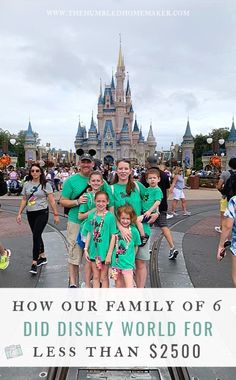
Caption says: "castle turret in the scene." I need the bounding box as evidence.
[181,117,194,168]
[225,117,236,164]
[24,120,37,164]
[74,118,88,162]
[111,71,115,102]
[98,79,103,106]
[146,122,156,156]
[126,75,131,106]
[132,115,139,145]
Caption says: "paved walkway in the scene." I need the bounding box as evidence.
[0,187,231,288]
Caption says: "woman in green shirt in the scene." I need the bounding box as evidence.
[110,159,159,287]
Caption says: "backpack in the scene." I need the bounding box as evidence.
[220,170,236,201]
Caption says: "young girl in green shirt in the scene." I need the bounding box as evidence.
[84,191,116,288]
[106,204,141,288]
[78,171,104,287]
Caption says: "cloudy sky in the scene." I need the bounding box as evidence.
[0,0,235,151]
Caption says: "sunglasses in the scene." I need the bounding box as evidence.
[31,169,40,173]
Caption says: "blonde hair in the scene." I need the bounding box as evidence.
[174,167,183,175]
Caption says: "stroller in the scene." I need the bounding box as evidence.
[8,180,22,196]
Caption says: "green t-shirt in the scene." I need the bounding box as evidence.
[79,191,112,214]
[111,225,141,270]
[61,174,111,224]
[85,211,117,261]
[142,187,163,213]
[110,182,146,215]
[110,182,150,236]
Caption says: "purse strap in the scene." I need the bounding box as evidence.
[27,184,41,202]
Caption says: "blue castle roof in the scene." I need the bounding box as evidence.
[227,119,236,142]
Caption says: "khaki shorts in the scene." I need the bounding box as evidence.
[67,221,83,265]
[220,198,228,213]
[136,236,151,261]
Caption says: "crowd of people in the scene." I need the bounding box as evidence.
[1,154,236,288]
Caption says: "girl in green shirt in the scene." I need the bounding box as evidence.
[84,191,116,288]
[106,204,141,288]
[78,171,104,288]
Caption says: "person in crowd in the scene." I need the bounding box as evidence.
[60,151,111,288]
[16,163,59,274]
[53,168,61,192]
[84,191,116,288]
[170,167,191,216]
[136,168,163,245]
[78,171,105,288]
[110,159,159,287]
[140,157,179,260]
[217,195,236,287]
[0,241,11,270]
[215,157,236,233]
[106,204,141,288]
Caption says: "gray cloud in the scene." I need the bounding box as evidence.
[0,0,235,150]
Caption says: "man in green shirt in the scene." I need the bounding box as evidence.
[60,153,111,287]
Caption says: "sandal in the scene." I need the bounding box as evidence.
[140,234,149,247]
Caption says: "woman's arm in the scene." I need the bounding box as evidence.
[16,196,27,224]
[169,175,178,192]
[117,220,132,241]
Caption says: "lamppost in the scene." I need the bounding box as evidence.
[170,142,175,170]
[206,137,225,175]
[206,137,225,154]
[62,153,66,166]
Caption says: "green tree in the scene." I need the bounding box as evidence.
[193,133,208,170]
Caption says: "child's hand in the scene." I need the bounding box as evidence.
[148,212,159,224]
[105,254,111,265]
[84,248,91,262]
[143,210,151,218]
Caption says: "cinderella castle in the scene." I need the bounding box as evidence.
[74,43,156,165]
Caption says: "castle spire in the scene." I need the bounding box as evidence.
[147,122,155,141]
[183,117,193,143]
[98,78,103,104]
[111,70,115,89]
[117,33,124,68]
[227,116,236,141]
[126,73,131,96]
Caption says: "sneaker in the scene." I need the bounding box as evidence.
[69,284,77,288]
[215,226,222,233]
[172,212,178,216]
[166,213,174,219]
[37,257,48,267]
[29,264,37,274]
[0,249,11,270]
[140,234,149,247]
[168,247,179,260]
[183,211,191,216]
